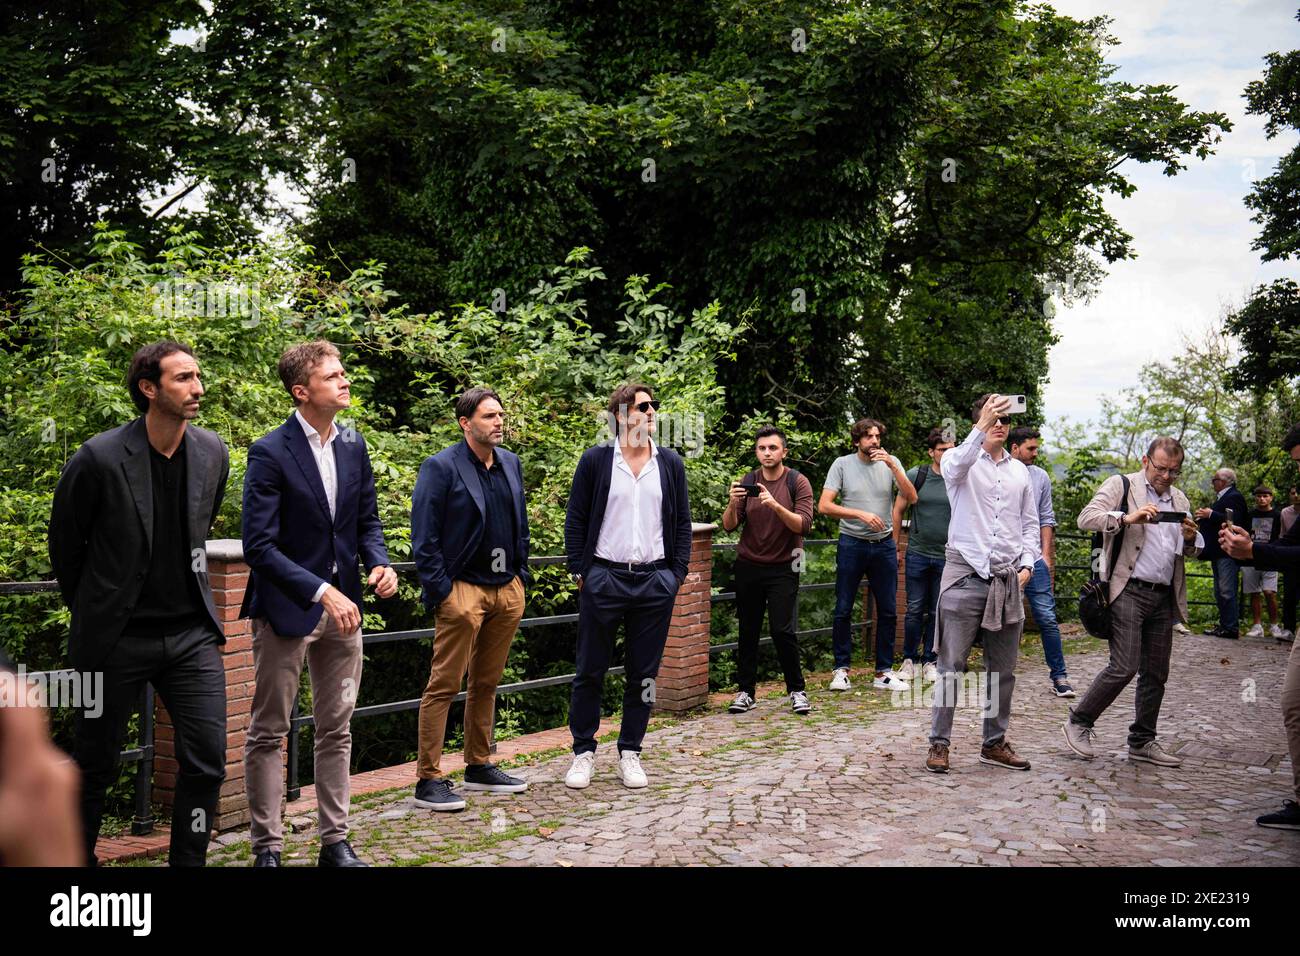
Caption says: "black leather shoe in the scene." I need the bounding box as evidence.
[253,849,281,867]
[318,839,368,868]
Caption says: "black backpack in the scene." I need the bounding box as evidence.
[1077,474,1131,641]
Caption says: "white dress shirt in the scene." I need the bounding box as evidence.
[1111,479,1204,585]
[296,410,339,602]
[595,440,665,564]
[940,426,1038,578]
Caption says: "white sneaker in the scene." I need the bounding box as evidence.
[1173,622,1190,635]
[829,668,851,691]
[1269,624,1288,639]
[922,662,938,683]
[618,750,648,789]
[898,659,916,681]
[873,671,910,690]
[565,751,596,789]
[1246,623,1265,638]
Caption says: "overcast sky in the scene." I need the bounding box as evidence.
[1039,0,1299,443]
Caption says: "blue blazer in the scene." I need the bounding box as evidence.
[240,414,390,636]
[564,443,692,584]
[411,440,531,611]
[1197,485,1249,562]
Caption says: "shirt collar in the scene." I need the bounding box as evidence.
[295,409,336,447]
[1144,479,1173,503]
[614,439,658,463]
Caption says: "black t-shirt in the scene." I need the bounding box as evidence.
[459,455,519,587]
[1250,507,1283,545]
[123,434,207,637]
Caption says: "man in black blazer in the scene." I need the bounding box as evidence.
[1196,467,1249,640]
[409,387,531,811]
[241,341,397,867]
[49,340,230,866]
[563,383,692,791]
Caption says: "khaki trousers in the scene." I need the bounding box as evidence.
[1283,636,1300,803]
[245,612,362,853]
[417,577,524,778]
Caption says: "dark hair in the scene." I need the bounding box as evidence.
[455,386,502,422]
[607,382,654,419]
[1145,436,1185,464]
[1007,426,1040,450]
[850,418,886,444]
[128,340,195,413]
[925,427,951,450]
[971,393,993,423]
[1254,485,1274,497]
[1284,422,1300,454]
[278,340,340,406]
[754,425,787,447]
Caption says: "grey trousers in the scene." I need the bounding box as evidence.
[1070,582,1173,749]
[929,575,1021,747]
[245,613,363,853]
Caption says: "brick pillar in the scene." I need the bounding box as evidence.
[152,539,253,832]
[655,522,715,712]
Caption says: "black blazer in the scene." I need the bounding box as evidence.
[1197,485,1249,562]
[48,417,229,669]
[240,414,390,637]
[564,442,692,584]
[411,439,530,611]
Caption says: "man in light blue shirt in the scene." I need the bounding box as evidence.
[1008,427,1074,697]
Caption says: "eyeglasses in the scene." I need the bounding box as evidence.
[634,400,661,413]
[1149,465,1182,478]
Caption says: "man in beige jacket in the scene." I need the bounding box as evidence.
[1063,437,1202,765]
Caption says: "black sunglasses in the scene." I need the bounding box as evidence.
[995,416,1012,425]
[634,400,661,413]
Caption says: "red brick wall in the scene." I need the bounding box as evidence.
[655,524,715,712]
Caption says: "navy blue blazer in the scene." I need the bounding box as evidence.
[564,443,692,584]
[1197,485,1249,562]
[240,414,390,636]
[411,440,530,611]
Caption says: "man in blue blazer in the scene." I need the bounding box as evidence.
[410,387,531,811]
[563,383,692,791]
[240,341,397,868]
[1196,467,1250,640]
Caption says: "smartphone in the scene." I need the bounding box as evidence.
[1224,507,1234,529]
[745,484,762,497]
[1003,394,1027,414]
[1155,511,1187,523]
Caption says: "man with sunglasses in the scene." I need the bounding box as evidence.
[1063,438,1202,767]
[563,384,692,790]
[924,394,1038,774]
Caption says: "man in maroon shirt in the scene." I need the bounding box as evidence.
[721,426,816,714]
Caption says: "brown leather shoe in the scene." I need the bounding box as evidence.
[925,743,950,774]
[979,739,1031,771]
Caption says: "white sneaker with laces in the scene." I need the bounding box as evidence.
[565,751,596,789]
[1270,623,1287,639]
[1247,623,1265,638]
[790,690,812,714]
[922,662,938,683]
[898,659,916,681]
[829,668,851,691]
[873,671,910,690]
[618,750,648,788]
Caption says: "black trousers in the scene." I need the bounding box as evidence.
[569,563,677,755]
[74,624,226,866]
[734,558,804,696]
[1284,569,1298,634]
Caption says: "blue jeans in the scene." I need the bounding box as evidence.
[1024,558,1067,681]
[1212,556,1240,632]
[903,550,943,664]
[832,534,898,670]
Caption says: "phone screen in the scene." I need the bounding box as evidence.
[745,485,761,497]
[1155,511,1187,523]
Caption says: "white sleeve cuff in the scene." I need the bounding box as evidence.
[312,581,330,603]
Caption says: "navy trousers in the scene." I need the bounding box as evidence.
[569,563,678,755]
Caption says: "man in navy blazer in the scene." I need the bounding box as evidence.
[241,341,397,868]
[563,383,692,791]
[1196,467,1250,640]
[409,387,531,811]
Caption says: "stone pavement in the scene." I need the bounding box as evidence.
[153,628,1299,867]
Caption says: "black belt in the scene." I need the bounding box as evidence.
[1128,578,1170,592]
[593,557,670,573]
